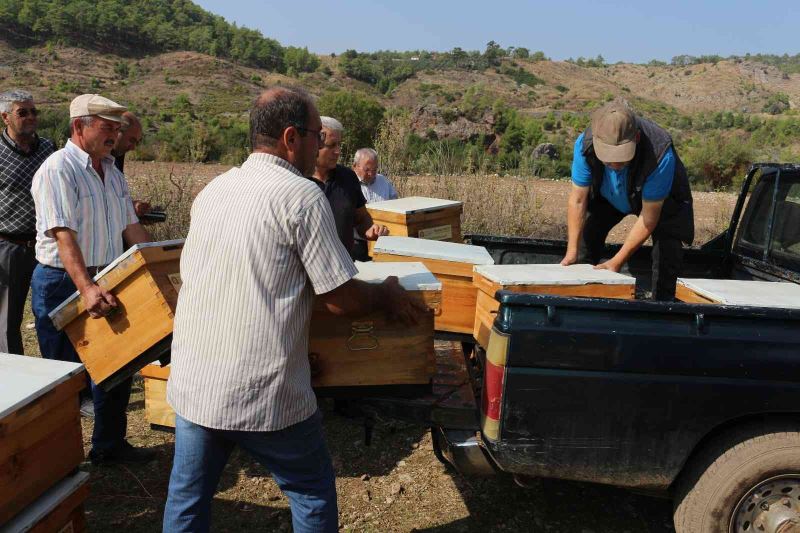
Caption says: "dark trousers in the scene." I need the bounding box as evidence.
[30,263,132,452]
[578,198,684,301]
[351,239,370,262]
[0,240,36,354]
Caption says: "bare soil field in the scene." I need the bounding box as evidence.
[18,162,741,532]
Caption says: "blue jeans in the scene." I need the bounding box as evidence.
[30,263,132,452]
[163,411,338,533]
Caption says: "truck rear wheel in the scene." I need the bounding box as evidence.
[673,421,800,533]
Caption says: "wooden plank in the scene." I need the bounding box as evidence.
[143,375,175,429]
[373,253,476,279]
[2,471,89,533]
[436,274,479,334]
[473,290,499,348]
[675,283,719,304]
[140,363,171,380]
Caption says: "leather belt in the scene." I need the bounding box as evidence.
[0,234,36,247]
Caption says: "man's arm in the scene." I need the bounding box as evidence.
[52,228,118,318]
[561,185,590,266]
[354,206,389,241]
[596,200,664,272]
[122,222,151,248]
[317,276,427,325]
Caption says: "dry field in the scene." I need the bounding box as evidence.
[18,162,741,532]
[124,161,738,245]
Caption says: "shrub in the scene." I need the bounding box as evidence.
[317,91,385,162]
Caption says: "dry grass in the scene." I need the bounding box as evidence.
[125,162,738,246]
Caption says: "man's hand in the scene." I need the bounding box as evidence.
[560,250,578,266]
[380,276,428,325]
[364,224,389,241]
[133,200,153,224]
[594,259,623,273]
[80,283,118,319]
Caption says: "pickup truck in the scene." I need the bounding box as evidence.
[363,163,800,533]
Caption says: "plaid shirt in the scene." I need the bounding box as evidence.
[0,130,55,236]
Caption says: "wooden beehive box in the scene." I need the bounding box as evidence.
[2,471,89,533]
[140,361,174,430]
[676,278,800,308]
[373,236,494,334]
[0,354,85,525]
[472,264,636,347]
[49,239,184,390]
[365,197,463,256]
[309,261,441,390]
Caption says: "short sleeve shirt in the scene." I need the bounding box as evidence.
[167,153,358,431]
[31,140,139,267]
[571,132,676,214]
[309,164,366,253]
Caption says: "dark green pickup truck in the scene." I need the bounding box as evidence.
[367,163,800,533]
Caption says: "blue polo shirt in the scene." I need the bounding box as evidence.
[571,132,676,214]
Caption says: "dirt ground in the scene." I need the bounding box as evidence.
[17,162,743,532]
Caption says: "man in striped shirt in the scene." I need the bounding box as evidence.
[30,94,154,465]
[163,87,423,533]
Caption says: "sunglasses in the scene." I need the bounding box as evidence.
[15,107,39,118]
[296,126,326,144]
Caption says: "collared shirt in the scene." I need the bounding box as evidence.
[167,153,357,431]
[308,164,366,254]
[359,173,398,204]
[31,140,138,268]
[571,132,676,214]
[0,130,55,237]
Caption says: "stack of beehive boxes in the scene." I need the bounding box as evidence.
[0,353,88,531]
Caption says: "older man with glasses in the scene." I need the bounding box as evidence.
[0,89,55,355]
[312,116,388,261]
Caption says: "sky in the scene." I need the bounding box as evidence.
[194,0,799,63]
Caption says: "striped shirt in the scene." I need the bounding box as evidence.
[167,153,357,431]
[359,173,399,204]
[31,140,138,268]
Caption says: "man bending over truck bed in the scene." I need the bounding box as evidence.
[561,99,694,300]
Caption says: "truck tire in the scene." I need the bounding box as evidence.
[673,420,800,533]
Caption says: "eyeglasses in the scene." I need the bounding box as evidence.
[15,107,39,118]
[296,126,326,144]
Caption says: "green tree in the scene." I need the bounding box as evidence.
[317,91,385,162]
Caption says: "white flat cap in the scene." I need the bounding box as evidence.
[70,94,127,123]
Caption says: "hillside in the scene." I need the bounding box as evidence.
[1,34,799,188]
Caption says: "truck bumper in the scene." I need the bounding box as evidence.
[432,427,498,476]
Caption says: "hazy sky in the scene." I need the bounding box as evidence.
[194,0,798,63]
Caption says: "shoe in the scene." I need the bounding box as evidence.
[89,441,156,466]
[79,399,95,418]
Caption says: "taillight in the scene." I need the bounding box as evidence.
[481,328,509,442]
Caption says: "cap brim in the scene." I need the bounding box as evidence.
[593,138,636,163]
[95,113,126,123]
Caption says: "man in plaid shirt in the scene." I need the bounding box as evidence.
[0,90,54,354]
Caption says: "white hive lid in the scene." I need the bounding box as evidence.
[366,196,462,214]
[1,471,89,531]
[474,263,636,286]
[678,278,800,309]
[0,353,84,419]
[354,261,442,291]
[374,236,494,265]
